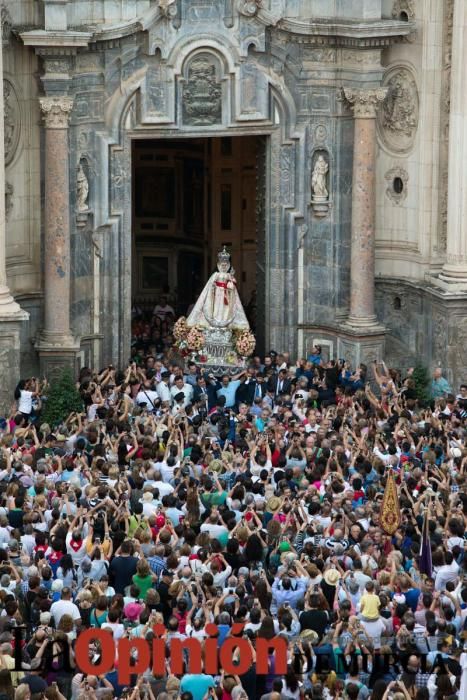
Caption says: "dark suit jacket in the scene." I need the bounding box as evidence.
[267,375,292,396]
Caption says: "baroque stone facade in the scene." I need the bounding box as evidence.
[0,0,463,406]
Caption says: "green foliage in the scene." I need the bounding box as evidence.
[412,364,431,406]
[41,367,83,427]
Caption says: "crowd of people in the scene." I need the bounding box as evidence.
[1,344,467,700]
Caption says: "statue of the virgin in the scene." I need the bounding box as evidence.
[186,248,250,329]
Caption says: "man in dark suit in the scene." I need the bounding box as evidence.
[192,374,219,411]
[267,368,292,397]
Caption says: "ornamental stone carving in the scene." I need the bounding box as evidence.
[182,55,222,126]
[76,163,89,213]
[5,182,13,221]
[392,0,415,20]
[238,0,262,17]
[3,80,20,166]
[39,96,74,129]
[385,167,408,205]
[158,0,177,19]
[1,3,11,46]
[342,87,388,118]
[378,67,419,153]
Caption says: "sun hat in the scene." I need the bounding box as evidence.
[266,496,281,513]
[124,602,143,621]
[323,569,341,586]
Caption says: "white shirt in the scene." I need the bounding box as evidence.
[151,481,174,498]
[157,382,172,404]
[18,390,33,414]
[135,389,159,409]
[50,599,81,627]
[170,383,193,407]
[434,560,460,591]
[200,523,228,539]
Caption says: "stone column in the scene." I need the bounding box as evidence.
[343,87,387,327]
[0,21,28,411]
[439,0,467,289]
[36,96,78,375]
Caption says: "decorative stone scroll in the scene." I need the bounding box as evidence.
[237,0,262,17]
[39,96,74,129]
[182,54,222,126]
[342,87,388,119]
[378,67,419,153]
[3,79,20,165]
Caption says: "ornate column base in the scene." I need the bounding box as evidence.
[0,314,29,413]
[299,323,386,373]
[35,333,80,380]
[0,286,29,318]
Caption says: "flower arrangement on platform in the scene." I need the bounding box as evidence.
[186,326,205,352]
[235,330,256,357]
[173,316,189,342]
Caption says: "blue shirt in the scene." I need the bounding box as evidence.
[217,380,241,408]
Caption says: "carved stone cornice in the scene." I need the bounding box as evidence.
[342,87,388,118]
[39,96,73,128]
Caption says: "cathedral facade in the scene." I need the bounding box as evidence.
[0,0,466,407]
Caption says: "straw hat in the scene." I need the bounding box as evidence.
[323,568,341,586]
[266,496,281,513]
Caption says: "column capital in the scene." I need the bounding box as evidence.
[39,96,73,128]
[342,87,388,118]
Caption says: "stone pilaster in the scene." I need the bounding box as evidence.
[343,87,387,328]
[0,15,28,411]
[36,96,78,378]
[438,0,467,290]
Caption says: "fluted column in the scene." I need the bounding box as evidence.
[343,87,387,327]
[439,0,467,287]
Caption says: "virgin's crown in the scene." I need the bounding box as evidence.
[217,247,230,264]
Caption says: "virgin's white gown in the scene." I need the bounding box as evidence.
[186,270,249,330]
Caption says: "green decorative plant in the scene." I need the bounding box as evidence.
[412,364,431,406]
[41,367,83,427]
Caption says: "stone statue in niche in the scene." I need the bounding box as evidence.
[311,154,329,218]
[311,155,328,199]
[76,163,89,213]
[183,55,222,126]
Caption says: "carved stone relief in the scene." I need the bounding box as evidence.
[385,167,408,205]
[432,312,448,366]
[5,181,13,221]
[438,0,454,252]
[182,54,222,126]
[391,0,415,20]
[1,3,12,46]
[158,0,177,18]
[377,67,419,154]
[237,0,262,17]
[3,80,20,166]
